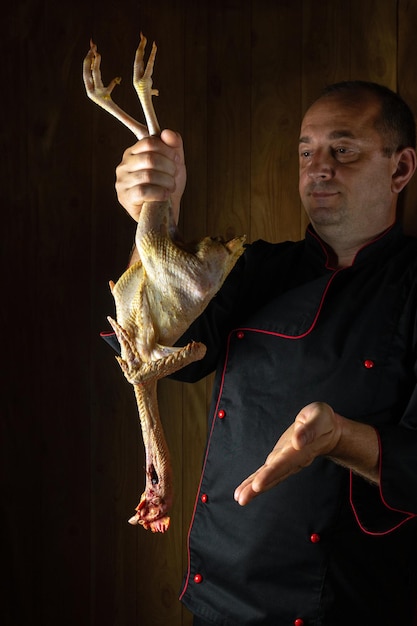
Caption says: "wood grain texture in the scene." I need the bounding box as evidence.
[251,0,303,243]
[206,0,252,240]
[3,1,417,625]
[349,0,397,87]
[398,0,417,236]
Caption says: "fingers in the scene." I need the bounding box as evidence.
[234,402,342,507]
[115,131,185,222]
[234,442,309,507]
[233,472,261,507]
[233,455,294,506]
[116,138,176,202]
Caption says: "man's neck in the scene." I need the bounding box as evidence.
[314,223,395,268]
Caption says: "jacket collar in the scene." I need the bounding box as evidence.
[305,221,404,271]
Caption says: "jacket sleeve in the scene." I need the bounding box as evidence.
[349,429,417,536]
[350,297,417,534]
[377,391,417,516]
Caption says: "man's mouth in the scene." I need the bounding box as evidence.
[309,187,339,198]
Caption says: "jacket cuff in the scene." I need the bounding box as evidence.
[349,430,416,535]
[100,331,121,355]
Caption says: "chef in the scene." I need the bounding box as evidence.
[114,81,417,625]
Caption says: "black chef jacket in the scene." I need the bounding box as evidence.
[169,222,417,626]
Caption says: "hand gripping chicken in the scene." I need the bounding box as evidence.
[83,34,245,532]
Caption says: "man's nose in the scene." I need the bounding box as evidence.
[307,150,335,180]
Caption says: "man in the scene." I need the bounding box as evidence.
[114,82,417,625]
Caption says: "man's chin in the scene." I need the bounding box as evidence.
[307,207,343,227]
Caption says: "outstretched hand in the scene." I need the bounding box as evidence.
[234,402,343,506]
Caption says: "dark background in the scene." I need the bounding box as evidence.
[3,1,417,625]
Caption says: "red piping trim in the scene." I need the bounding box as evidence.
[238,269,342,340]
[308,223,396,270]
[308,228,336,270]
[179,331,233,601]
[349,429,417,536]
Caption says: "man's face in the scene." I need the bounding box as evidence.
[298,94,399,245]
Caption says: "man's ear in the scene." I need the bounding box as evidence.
[392,147,417,193]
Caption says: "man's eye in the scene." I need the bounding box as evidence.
[334,146,358,162]
[300,150,311,157]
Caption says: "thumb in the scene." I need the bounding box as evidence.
[160,128,184,153]
[292,402,335,450]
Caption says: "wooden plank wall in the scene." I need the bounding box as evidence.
[3,1,417,625]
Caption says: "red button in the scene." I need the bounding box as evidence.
[218,409,226,419]
[310,533,320,543]
[194,573,203,584]
[237,331,245,339]
[201,493,208,503]
[363,359,375,369]
[294,619,304,626]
